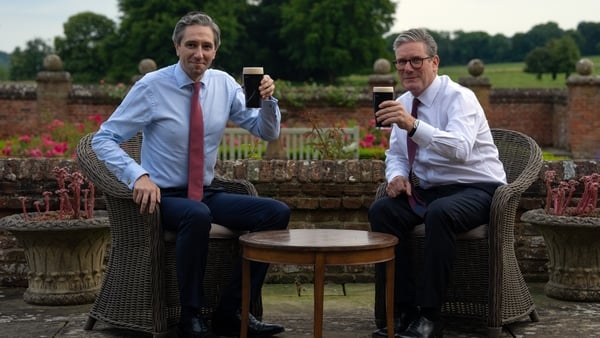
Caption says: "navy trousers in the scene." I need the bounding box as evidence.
[369,183,499,310]
[160,186,290,314]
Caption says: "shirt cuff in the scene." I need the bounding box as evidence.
[123,163,149,189]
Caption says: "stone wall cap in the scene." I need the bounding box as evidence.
[567,75,600,85]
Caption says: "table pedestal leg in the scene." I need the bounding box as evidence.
[386,259,395,338]
[240,258,251,338]
[314,253,325,338]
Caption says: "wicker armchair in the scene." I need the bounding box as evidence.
[76,132,262,337]
[373,129,542,337]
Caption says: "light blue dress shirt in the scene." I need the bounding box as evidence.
[385,75,507,188]
[92,63,281,189]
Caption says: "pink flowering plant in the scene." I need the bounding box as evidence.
[19,166,96,221]
[1,115,103,158]
[544,170,600,216]
[358,119,391,159]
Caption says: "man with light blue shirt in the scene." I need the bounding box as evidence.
[92,11,289,338]
[369,29,507,338]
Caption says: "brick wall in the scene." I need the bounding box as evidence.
[2,78,599,160]
[0,84,119,139]
[567,77,600,159]
[1,158,598,286]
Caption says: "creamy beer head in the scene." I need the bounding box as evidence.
[243,67,264,75]
[372,86,394,93]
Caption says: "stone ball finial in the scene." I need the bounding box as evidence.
[467,59,484,77]
[576,58,594,76]
[373,58,392,74]
[138,58,157,74]
[43,54,63,71]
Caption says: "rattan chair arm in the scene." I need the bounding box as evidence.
[76,133,133,200]
[374,182,387,200]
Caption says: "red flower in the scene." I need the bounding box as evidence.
[88,114,104,127]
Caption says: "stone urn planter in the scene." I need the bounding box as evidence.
[521,208,600,302]
[0,210,110,305]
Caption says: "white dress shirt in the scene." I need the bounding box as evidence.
[385,75,507,189]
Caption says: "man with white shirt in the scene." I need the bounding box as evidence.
[369,28,506,338]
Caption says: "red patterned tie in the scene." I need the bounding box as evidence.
[407,98,419,167]
[188,82,204,201]
[407,98,426,216]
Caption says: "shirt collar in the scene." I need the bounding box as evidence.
[413,75,441,108]
[174,62,210,89]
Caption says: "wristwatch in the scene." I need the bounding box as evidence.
[408,119,419,137]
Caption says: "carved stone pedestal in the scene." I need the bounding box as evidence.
[522,209,600,302]
[0,211,110,305]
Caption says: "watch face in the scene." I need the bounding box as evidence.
[409,119,419,137]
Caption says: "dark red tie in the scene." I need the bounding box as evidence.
[407,98,419,167]
[188,82,204,201]
[407,98,426,216]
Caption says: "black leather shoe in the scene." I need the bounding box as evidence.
[178,312,217,338]
[372,312,415,338]
[397,316,443,338]
[212,309,285,337]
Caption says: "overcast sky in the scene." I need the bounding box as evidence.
[1,0,599,53]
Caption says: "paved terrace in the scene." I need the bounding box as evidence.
[1,282,599,338]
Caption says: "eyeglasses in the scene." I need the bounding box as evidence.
[392,56,433,70]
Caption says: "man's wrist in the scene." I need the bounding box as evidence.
[408,119,420,137]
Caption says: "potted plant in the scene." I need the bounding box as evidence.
[521,170,600,301]
[0,166,110,305]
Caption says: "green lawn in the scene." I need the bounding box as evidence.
[438,59,596,89]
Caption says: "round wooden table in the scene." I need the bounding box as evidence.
[239,229,398,338]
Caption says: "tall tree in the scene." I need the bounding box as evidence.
[106,0,249,82]
[54,12,117,83]
[239,0,288,80]
[428,31,453,65]
[524,35,580,80]
[524,46,551,80]
[202,0,250,74]
[512,22,564,62]
[487,34,512,63]
[547,35,580,79]
[0,51,9,81]
[577,21,600,55]
[9,38,53,81]
[450,31,494,65]
[279,0,395,82]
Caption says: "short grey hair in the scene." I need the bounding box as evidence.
[392,28,437,56]
[172,11,221,50]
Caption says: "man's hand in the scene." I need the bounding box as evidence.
[385,175,413,198]
[375,100,416,132]
[259,75,275,99]
[132,174,161,214]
